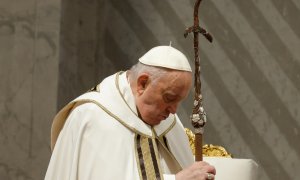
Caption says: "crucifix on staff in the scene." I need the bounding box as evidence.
[184,0,213,161]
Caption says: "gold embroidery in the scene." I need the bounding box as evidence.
[135,134,163,180]
[151,137,164,179]
[140,136,157,179]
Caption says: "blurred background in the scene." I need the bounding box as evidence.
[1,0,300,179]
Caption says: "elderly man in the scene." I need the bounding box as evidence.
[45,46,215,180]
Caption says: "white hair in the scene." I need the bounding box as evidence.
[128,62,169,84]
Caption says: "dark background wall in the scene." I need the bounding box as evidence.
[1,0,300,179]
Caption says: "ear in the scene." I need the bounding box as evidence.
[137,74,149,95]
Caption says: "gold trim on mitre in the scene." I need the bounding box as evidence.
[185,128,232,158]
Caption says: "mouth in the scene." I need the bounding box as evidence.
[159,114,169,120]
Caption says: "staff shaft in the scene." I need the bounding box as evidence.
[184,0,212,162]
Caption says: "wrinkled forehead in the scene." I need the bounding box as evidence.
[156,71,192,92]
[162,70,192,81]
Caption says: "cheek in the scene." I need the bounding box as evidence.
[140,99,164,116]
[143,102,160,114]
[146,102,168,117]
[145,96,165,108]
[136,97,155,115]
[138,90,166,116]
[141,94,158,107]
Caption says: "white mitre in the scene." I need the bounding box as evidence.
[139,46,192,72]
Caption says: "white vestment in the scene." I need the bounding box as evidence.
[45,72,194,180]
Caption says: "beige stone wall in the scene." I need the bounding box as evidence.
[0,0,60,179]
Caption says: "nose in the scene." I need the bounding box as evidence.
[168,103,178,114]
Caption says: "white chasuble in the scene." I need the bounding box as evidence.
[45,72,194,180]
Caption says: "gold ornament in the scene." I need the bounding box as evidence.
[185,128,232,158]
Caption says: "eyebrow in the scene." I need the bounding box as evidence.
[163,93,182,102]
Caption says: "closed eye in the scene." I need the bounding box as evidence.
[163,94,177,103]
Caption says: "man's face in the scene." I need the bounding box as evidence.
[135,70,192,126]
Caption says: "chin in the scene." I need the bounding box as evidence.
[152,121,162,126]
[152,118,166,126]
[146,119,162,126]
[143,116,165,126]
